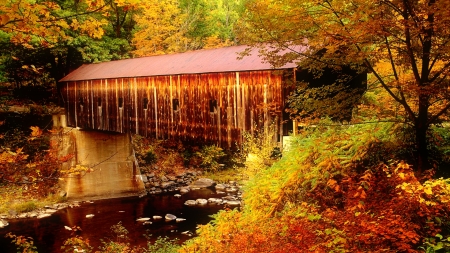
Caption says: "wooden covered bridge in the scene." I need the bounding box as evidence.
[59,45,301,148]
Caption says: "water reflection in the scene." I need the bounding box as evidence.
[0,188,226,253]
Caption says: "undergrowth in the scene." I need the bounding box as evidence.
[181,119,450,252]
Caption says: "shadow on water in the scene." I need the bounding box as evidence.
[0,188,228,252]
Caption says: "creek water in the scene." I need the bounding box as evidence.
[0,188,226,253]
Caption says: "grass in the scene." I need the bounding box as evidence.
[202,167,247,184]
[0,185,66,215]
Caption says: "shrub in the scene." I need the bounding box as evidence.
[181,120,450,252]
[195,145,226,172]
[143,150,157,165]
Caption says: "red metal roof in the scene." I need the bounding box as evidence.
[60,45,303,82]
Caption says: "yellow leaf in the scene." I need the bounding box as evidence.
[424,187,432,195]
[30,126,42,138]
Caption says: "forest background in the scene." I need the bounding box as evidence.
[1,0,450,252]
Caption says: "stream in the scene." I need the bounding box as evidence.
[0,188,226,252]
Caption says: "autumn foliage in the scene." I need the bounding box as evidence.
[182,122,450,252]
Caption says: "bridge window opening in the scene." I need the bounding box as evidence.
[143,97,148,109]
[97,97,102,107]
[173,98,179,111]
[209,99,217,113]
[118,97,123,108]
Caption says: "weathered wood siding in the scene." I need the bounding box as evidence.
[61,70,288,147]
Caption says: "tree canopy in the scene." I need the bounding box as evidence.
[238,0,450,172]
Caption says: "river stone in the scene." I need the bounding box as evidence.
[165,214,177,221]
[37,213,52,219]
[153,215,163,220]
[208,198,222,204]
[18,213,28,218]
[226,187,239,193]
[227,200,241,206]
[0,219,8,228]
[180,187,190,194]
[154,188,162,194]
[85,214,95,218]
[223,196,236,201]
[174,194,181,198]
[184,200,197,206]
[161,181,175,189]
[176,172,186,178]
[136,217,151,222]
[196,199,208,205]
[176,218,186,222]
[190,178,216,189]
[167,175,177,181]
[215,184,227,191]
[160,175,168,182]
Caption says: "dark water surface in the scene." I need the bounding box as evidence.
[0,189,225,252]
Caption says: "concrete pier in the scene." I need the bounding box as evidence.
[60,128,145,200]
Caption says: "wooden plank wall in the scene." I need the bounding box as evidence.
[62,70,286,148]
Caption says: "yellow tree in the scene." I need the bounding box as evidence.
[239,0,450,172]
[0,0,109,48]
[132,0,189,56]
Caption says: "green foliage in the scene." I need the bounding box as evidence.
[420,234,450,253]
[14,201,38,214]
[67,36,132,63]
[143,236,180,253]
[195,145,226,172]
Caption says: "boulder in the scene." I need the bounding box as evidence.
[165,214,177,221]
[190,178,216,189]
[153,215,163,220]
[176,218,186,222]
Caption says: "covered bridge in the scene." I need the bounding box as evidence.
[59,45,301,148]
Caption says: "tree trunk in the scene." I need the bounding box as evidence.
[416,96,430,173]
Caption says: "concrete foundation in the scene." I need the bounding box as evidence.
[61,128,145,200]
